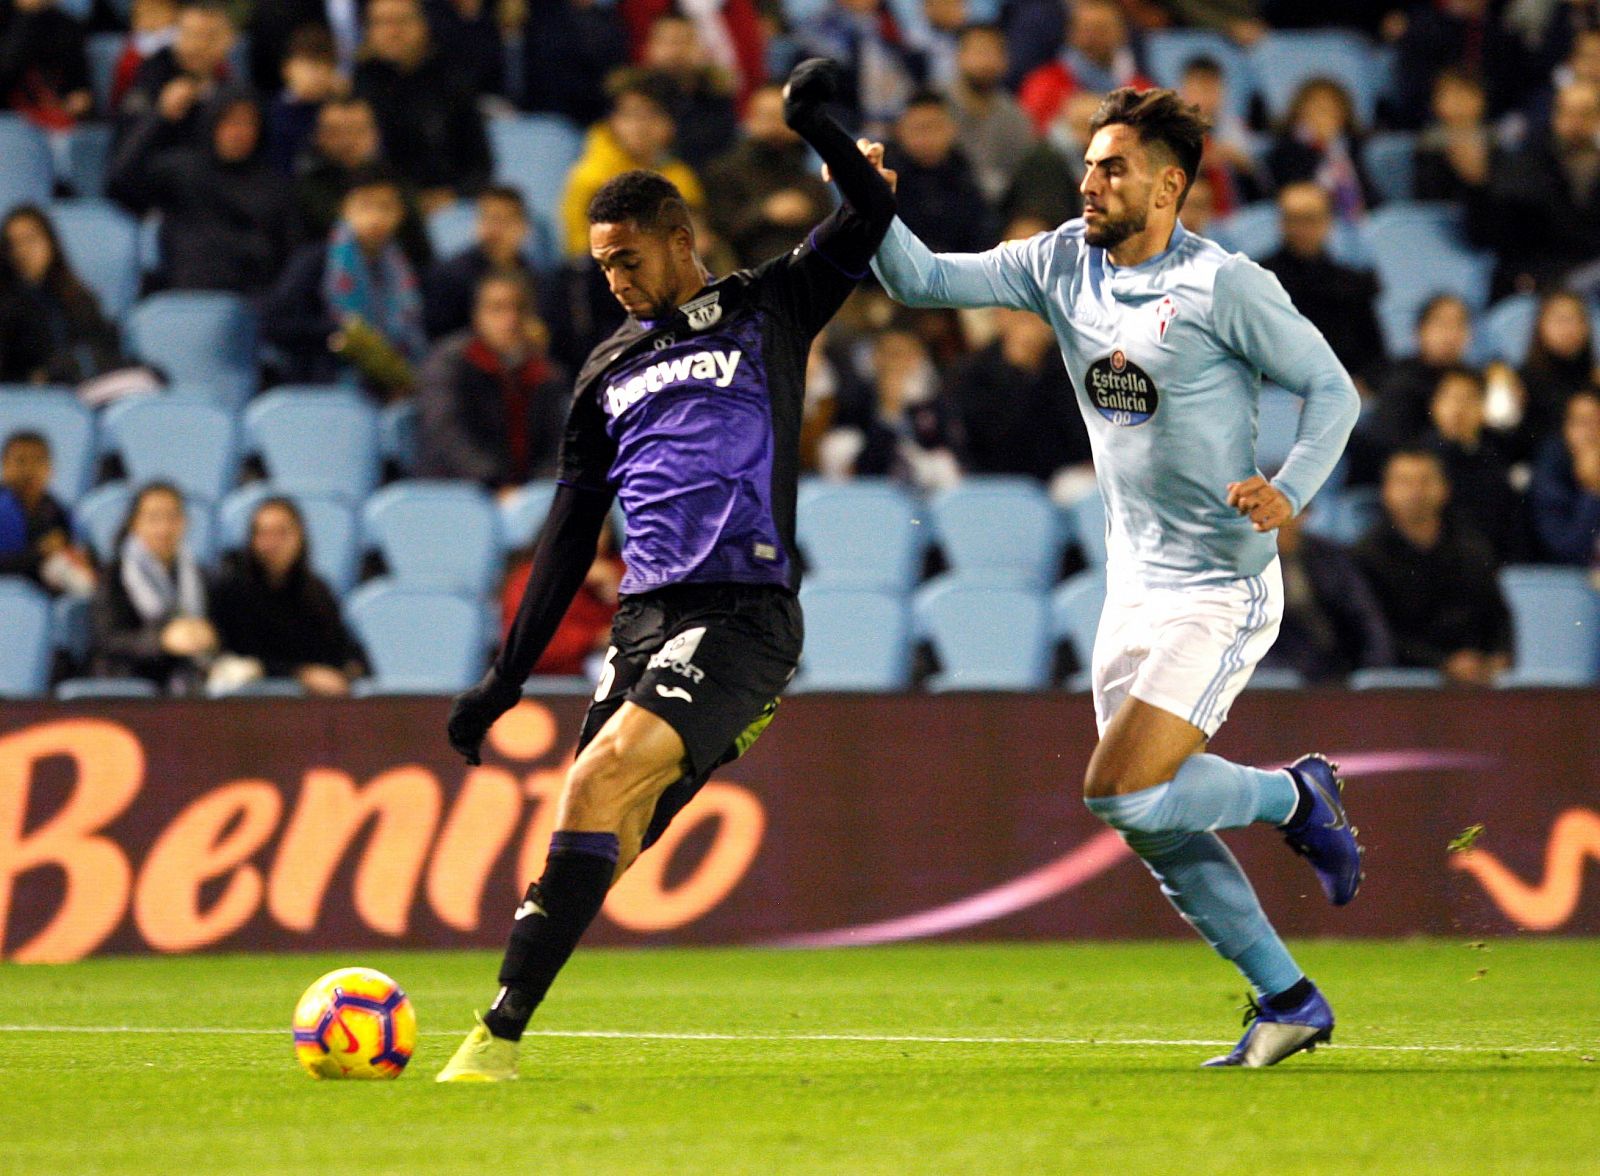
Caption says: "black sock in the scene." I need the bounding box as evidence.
[1284,769,1313,828]
[1264,976,1314,1013]
[482,831,619,1041]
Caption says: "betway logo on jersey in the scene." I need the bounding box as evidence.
[605,349,743,417]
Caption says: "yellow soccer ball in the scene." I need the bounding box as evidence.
[292,967,417,1080]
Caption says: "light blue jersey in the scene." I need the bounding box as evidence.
[871,217,1361,587]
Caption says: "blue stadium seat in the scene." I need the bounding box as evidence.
[1143,30,1253,123]
[1256,384,1302,477]
[796,479,925,592]
[1348,667,1446,689]
[102,396,240,503]
[75,480,218,565]
[1067,489,1107,568]
[1051,569,1105,691]
[489,115,583,269]
[1477,293,1538,366]
[792,586,913,692]
[1249,667,1307,689]
[345,581,486,693]
[1364,203,1495,356]
[125,292,260,411]
[932,477,1064,589]
[244,387,380,504]
[499,480,558,551]
[53,593,90,662]
[63,124,115,199]
[1499,565,1600,686]
[0,116,55,216]
[1248,31,1383,128]
[915,578,1052,691]
[1302,485,1380,546]
[362,480,501,596]
[217,486,362,595]
[0,577,52,696]
[208,677,308,699]
[379,399,418,474]
[86,32,125,115]
[55,677,160,700]
[0,389,96,501]
[1208,200,1370,267]
[50,199,142,321]
[1361,132,1417,204]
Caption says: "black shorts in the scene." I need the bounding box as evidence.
[577,582,803,779]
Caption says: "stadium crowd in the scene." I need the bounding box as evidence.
[2,0,1600,695]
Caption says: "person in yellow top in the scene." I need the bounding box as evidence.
[561,72,706,258]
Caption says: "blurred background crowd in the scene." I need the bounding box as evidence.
[2,0,1600,698]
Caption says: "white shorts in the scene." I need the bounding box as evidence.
[1091,558,1284,739]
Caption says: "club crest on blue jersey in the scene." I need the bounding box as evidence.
[1155,295,1178,342]
[1086,349,1158,426]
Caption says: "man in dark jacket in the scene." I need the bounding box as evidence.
[1262,183,1386,383]
[1354,448,1514,686]
[115,0,236,149]
[423,185,541,339]
[354,0,492,213]
[1260,511,1394,684]
[519,0,627,127]
[639,15,738,169]
[108,87,299,295]
[417,273,569,488]
[703,82,832,268]
[883,89,997,254]
[1466,79,1600,297]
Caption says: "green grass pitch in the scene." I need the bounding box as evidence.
[3,940,1598,1175]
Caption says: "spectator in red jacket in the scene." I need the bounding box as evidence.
[501,521,623,678]
[1018,0,1150,135]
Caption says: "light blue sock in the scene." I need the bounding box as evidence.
[1084,754,1299,835]
[1112,828,1304,1000]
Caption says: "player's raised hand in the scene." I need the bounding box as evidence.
[821,138,898,193]
[447,669,523,765]
[1225,475,1294,533]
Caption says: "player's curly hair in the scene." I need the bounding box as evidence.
[587,170,693,238]
[1089,88,1211,208]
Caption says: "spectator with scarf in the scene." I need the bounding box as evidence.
[417,273,568,489]
[89,482,219,693]
[264,166,426,395]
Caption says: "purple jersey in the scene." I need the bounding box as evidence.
[560,210,877,595]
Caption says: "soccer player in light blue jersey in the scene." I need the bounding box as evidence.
[866,87,1366,1067]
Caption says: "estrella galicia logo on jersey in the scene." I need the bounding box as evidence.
[1085,349,1159,426]
[682,289,723,331]
[605,349,744,417]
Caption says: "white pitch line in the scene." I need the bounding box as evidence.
[0,1025,1586,1055]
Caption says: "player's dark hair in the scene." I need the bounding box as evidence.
[2,429,49,457]
[1089,87,1210,208]
[588,169,692,239]
[479,185,528,217]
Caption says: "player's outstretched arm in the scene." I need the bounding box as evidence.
[447,482,612,763]
[781,59,897,267]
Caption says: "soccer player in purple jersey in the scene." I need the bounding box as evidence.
[435,59,895,1082]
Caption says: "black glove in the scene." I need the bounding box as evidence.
[447,668,523,765]
[783,57,841,130]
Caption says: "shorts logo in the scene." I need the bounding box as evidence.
[682,290,723,331]
[655,684,694,703]
[1085,349,1159,427]
[648,626,707,683]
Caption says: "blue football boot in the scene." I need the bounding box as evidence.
[1281,754,1363,906]
[1203,987,1335,1068]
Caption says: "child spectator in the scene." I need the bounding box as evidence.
[1265,77,1375,218]
[266,25,346,174]
[210,496,367,695]
[1529,389,1600,566]
[0,206,124,384]
[1423,366,1525,566]
[0,430,95,596]
[108,88,299,296]
[264,165,426,395]
[89,481,219,693]
[354,0,492,213]
[417,274,568,488]
[560,72,704,259]
[0,0,91,132]
[1354,449,1513,686]
[424,186,540,340]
